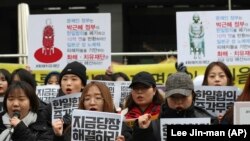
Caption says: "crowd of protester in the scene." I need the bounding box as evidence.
[0,61,248,141]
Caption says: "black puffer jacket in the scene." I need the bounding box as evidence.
[132,103,218,141]
[0,111,54,141]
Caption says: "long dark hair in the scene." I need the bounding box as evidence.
[44,71,60,85]
[11,68,37,90]
[3,81,39,113]
[0,69,11,84]
[202,61,234,86]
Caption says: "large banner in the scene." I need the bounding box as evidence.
[177,10,250,66]
[28,13,111,70]
[1,62,249,90]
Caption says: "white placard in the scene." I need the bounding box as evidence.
[177,10,250,66]
[194,86,239,117]
[36,85,60,104]
[234,102,250,124]
[51,93,81,122]
[71,109,123,141]
[28,13,111,70]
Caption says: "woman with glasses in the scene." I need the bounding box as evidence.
[79,81,115,112]
[120,71,164,141]
[52,81,124,141]
[132,72,217,141]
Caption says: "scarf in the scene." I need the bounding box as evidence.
[0,111,37,141]
[124,103,161,127]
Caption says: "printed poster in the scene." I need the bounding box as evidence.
[177,10,250,66]
[28,13,111,70]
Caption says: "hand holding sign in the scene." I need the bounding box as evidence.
[52,119,64,136]
[138,113,152,129]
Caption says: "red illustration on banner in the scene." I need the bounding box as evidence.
[34,19,62,63]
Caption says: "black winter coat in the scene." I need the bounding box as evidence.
[0,111,54,141]
[131,104,218,141]
[39,89,72,128]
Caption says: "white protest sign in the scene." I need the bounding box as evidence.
[177,10,250,66]
[36,85,60,104]
[99,80,121,109]
[51,93,81,122]
[194,86,239,117]
[71,109,123,141]
[160,118,211,140]
[28,13,111,70]
[119,81,131,107]
[234,102,250,124]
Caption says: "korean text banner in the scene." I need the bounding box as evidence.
[1,61,249,89]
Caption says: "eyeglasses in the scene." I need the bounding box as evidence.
[83,97,104,103]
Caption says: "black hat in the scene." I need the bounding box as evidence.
[59,61,87,86]
[129,71,156,88]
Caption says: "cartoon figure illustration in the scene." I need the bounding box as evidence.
[189,13,205,59]
[42,21,55,55]
[34,19,62,63]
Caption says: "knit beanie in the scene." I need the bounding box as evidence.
[59,61,87,86]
